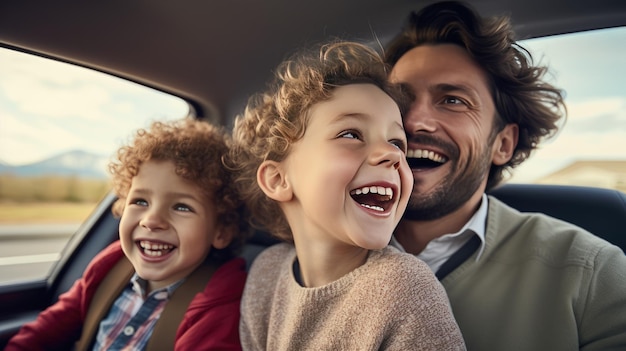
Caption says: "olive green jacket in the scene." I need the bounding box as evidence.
[443,196,626,351]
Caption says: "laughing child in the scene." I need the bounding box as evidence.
[229,41,466,350]
[7,118,248,350]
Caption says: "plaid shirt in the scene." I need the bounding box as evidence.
[92,274,184,351]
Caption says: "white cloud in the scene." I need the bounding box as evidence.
[567,97,625,121]
[509,96,626,183]
[0,48,189,165]
[3,75,111,120]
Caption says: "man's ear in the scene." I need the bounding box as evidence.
[257,160,292,202]
[492,123,518,166]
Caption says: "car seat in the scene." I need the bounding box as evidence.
[488,183,626,253]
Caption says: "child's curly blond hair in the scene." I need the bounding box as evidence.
[109,118,248,258]
[228,40,411,242]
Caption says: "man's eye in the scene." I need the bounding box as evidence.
[443,96,465,105]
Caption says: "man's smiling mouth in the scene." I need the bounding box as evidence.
[406,148,447,169]
[350,185,394,212]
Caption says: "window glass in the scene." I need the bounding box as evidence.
[0,48,190,284]
[510,26,626,192]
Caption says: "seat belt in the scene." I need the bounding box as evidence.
[74,256,134,351]
[145,259,218,350]
[74,256,219,351]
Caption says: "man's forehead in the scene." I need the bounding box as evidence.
[390,45,491,94]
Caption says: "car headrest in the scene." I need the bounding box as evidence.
[488,184,626,253]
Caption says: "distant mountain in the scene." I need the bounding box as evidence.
[0,150,109,179]
[0,160,11,174]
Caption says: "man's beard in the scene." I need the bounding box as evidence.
[402,144,492,221]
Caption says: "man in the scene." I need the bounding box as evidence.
[385,1,626,350]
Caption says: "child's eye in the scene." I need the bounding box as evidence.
[390,139,407,153]
[174,203,193,212]
[338,130,361,140]
[129,198,148,206]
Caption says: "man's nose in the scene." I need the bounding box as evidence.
[403,101,437,135]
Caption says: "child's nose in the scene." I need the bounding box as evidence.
[370,142,403,169]
[140,208,169,231]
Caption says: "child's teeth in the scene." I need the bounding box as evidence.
[360,204,384,212]
[351,186,394,198]
[139,241,174,254]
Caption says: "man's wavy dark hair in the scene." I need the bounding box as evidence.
[385,1,566,190]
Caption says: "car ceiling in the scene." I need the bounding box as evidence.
[1,0,625,127]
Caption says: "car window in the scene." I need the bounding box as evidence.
[1,27,624,286]
[0,48,190,284]
[510,26,626,192]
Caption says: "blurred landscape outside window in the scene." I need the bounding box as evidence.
[0,48,189,283]
[511,26,626,191]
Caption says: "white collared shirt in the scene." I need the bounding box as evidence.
[391,194,488,273]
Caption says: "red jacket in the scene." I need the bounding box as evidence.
[6,241,246,350]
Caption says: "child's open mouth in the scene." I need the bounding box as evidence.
[137,240,176,257]
[349,185,394,213]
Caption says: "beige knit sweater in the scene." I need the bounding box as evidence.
[240,243,466,350]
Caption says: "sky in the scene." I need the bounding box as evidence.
[0,50,189,166]
[509,27,626,182]
[0,26,625,183]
